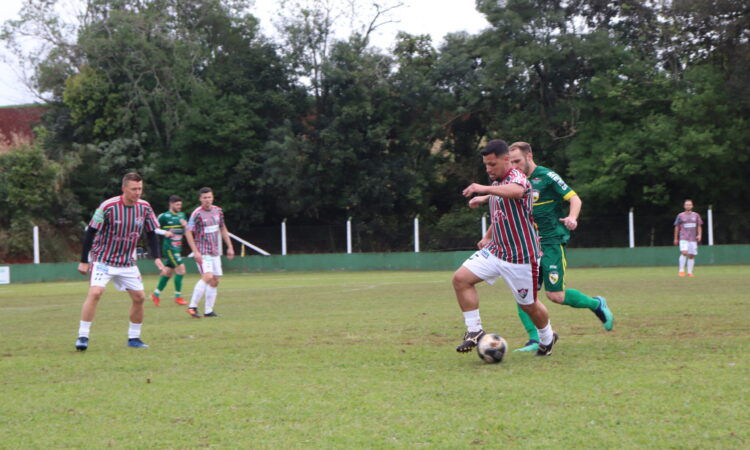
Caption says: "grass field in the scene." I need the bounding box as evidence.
[1,266,748,448]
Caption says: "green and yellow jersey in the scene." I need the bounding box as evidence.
[157,211,187,255]
[528,166,577,245]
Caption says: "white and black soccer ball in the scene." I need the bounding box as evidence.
[476,333,507,364]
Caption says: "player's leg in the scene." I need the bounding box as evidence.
[203,257,223,317]
[502,260,558,356]
[152,256,175,306]
[686,242,697,276]
[678,241,689,276]
[452,250,499,352]
[76,263,111,351]
[173,261,186,304]
[114,266,149,348]
[514,256,546,352]
[187,256,213,318]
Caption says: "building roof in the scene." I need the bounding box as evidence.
[0,104,48,145]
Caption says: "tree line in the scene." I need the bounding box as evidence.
[1,0,748,260]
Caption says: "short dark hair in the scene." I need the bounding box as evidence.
[199,187,213,195]
[509,141,532,154]
[479,139,509,157]
[168,195,182,203]
[122,172,143,186]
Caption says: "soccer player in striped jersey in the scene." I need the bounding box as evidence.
[75,172,170,351]
[453,139,559,357]
[184,187,235,318]
[151,195,188,306]
[674,199,703,277]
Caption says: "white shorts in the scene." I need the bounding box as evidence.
[462,248,538,305]
[197,254,223,276]
[90,262,144,291]
[679,240,698,255]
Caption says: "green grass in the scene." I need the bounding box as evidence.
[1,266,748,448]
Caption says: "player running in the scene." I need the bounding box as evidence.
[453,139,558,357]
[674,199,703,277]
[151,195,188,306]
[75,172,169,351]
[472,142,613,352]
[184,187,235,318]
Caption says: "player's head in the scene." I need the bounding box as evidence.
[479,139,511,181]
[508,141,535,176]
[121,172,143,204]
[683,199,693,212]
[199,187,214,209]
[169,195,182,212]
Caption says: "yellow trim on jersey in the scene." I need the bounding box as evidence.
[163,225,183,229]
[167,249,178,266]
[533,200,555,206]
[560,244,567,290]
[563,190,577,201]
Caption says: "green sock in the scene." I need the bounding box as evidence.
[563,289,600,310]
[174,274,184,297]
[516,304,539,342]
[155,276,170,295]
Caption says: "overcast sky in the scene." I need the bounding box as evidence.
[0,0,489,106]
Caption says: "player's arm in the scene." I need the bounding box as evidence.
[185,229,201,264]
[468,195,490,208]
[696,224,702,243]
[560,195,582,230]
[477,226,492,250]
[673,224,680,245]
[145,231,167,274]
[220,225,235,259]
[463,183,524,199]
[78,226,98,275]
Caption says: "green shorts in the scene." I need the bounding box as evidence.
[539,243,567,292]
[162,249,184,269]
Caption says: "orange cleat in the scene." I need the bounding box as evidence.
[678,271,686,277]
[174,296,187,305]
[151,293,160,306]
[687,273,695,277]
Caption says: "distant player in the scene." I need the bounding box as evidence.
[184,187,235,318]
[674,199,703,277]
[470,142,614,353]
[151,195,188,306]
[75,172,169,351]
[454,139,558,357]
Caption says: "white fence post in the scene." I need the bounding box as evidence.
[707,205,714,246]
[33,225,40,264]
[413,216,420,253]
[628,208,635,248]
[281,219,287,256]
[346,217,352,254]
[481,214,487,237]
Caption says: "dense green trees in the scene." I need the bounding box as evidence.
[1,0,747,258]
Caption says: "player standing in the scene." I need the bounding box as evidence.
[151,195,188,306]
[75,172,168,351]
[453,139,558,357]
[184,187,235,318]
[674,199,703,277]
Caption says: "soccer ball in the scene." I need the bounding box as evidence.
[476,333,507,364]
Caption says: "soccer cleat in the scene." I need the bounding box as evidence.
[536,332,559,356]
[203,311,219,318]
[127,338,149,348]
[187,307,201,318]
[151,293,160,306]
[687,273,695,278]
[678,271,686,277]
[513,340,540,353]
[75,336,89,352]
[592,296,614,331]
[456,330,486,353]
[174,296,187,305]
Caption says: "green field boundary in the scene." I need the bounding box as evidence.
[1,244,748,284]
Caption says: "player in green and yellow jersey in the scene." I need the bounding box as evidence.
[151,195,189,306]
[470,141,615,352]
[508,142,613,351]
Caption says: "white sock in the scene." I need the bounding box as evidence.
[679,255,686,272]
[78,320,92,338]
[462,309,482,332]
[537,322,553,346]
[128,322,142,339]
[205,286,217,314]
[687,258,695,274]
[189,280,207,308]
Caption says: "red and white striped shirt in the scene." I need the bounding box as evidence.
[88,196,159,267]
[187,205,225,256]
[485,168,540,264]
